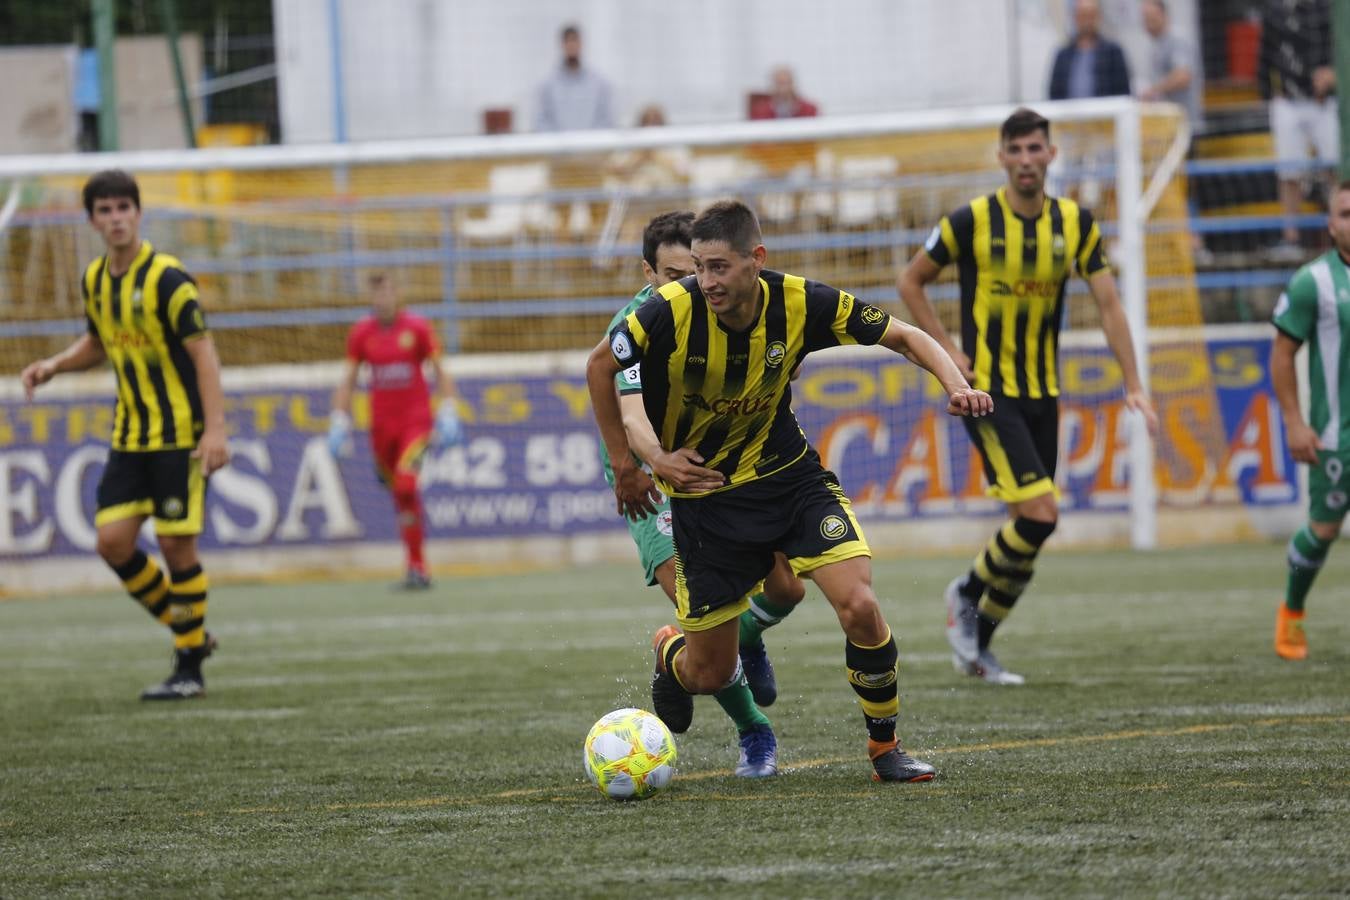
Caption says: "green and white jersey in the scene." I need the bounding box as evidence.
[599,284,654,487]
[1272,251,1350,451]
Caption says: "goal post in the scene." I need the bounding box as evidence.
[2,97,1287,593]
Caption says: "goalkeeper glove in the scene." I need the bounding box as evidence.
[433,403,464,449]
[327,410,352,457]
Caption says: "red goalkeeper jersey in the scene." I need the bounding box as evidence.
[346,311,438,426]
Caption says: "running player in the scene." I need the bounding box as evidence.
[590,200,993,782]
[899,107,1158,684]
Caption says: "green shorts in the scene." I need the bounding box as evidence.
[1308,448,1350,522]
[626,499,675,586]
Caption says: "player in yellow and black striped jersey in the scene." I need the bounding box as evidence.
[21,169,229,701]
[899,107,1159,685]
[588,200,993,783]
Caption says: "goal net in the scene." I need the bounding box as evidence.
[0,98,1297,591]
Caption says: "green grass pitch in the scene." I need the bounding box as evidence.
[1,543,1347,897]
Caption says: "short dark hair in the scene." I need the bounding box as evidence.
[1000,107,1051,145]
[1144,0,1167,12]
[561,24,579,40]
[691,200,762,255]
[82,169,140,216]
[641,210,694,269]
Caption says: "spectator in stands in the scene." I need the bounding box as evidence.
[534,24,614,132]
[1140,0,1209,263]
[1258,0,1338,259]
[1047,0,1131,100]
[1139,0,1201,128]
[749,66,819,120]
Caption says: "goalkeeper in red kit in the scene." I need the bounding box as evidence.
[328,273,465,588]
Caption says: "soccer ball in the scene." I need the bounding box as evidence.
[583,707,677,800]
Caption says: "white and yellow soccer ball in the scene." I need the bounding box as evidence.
[583,707,677,800]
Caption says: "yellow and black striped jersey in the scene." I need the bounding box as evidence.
[608,269,892,497]
[924,186,1108,398]
[81,241,208,451]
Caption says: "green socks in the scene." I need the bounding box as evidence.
[1285,525,1333,612]
[738,593,795,647]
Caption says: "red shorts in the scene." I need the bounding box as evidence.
[370,418,432,485]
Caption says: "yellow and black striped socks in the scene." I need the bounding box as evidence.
[167,564,209,651]
[971,517,1056,648]
[111,550,173,626]
[846,628,899,743]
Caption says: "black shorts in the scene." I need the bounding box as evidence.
[669,451,870,632]
[963,394,1059,503]
[95,448,206,536]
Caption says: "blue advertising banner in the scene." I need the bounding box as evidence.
[0,330,1296,559]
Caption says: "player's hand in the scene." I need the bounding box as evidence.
[1286,421,1324,465]
[1125,390,1159,437]
[433,403,464,449]
[613,457,661,521]
[651,448,725,495]
[947,387,993,418]
[327,410,352,458]
[20,359,56,401]
[192,427,231,476]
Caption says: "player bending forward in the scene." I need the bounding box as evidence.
[599,210,805,778]
[589,200,993,782]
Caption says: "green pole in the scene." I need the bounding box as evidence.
[92,0,118,151]
[1336,0,1350,179]
[158,0,196,148]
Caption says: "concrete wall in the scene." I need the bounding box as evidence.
[274,0,1200,144]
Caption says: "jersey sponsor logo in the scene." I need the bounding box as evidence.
[840,292,853,313]
[990,278,1059,299]
[819,514,848,540]
[681,392,775,416]
[621,365,642,385]
[924,225,942,252]
[656,510,673,536]
[765,341,787,368]
[686,355,706,366]
[110,330,153,350]
[370,361,415,388]
[860,305,887,325]
[611,331,633,363]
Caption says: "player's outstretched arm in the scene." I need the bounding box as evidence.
[1087,269,1159,435]
[879,318,992,418]
[20,334,106,400]
[898,249,972,379]
[184,334,230,475]
[1271,330,1321,463]
[620,392,724,495]
[587,338,660,520]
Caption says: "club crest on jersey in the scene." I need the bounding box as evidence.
[1052,234,1066,257]
[860,305,886,325]
[611,331,633,363]
[131,289,143,308]
[162,497,184,518]
[656,510,673,536]
[398,330,415,350]
[765,341,787,367]
[1328,490,1347,511]
[819,515,848,540]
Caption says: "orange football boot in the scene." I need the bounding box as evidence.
[1274,605,1308,660]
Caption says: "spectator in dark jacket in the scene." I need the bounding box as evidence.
[1048,0,1131,100]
